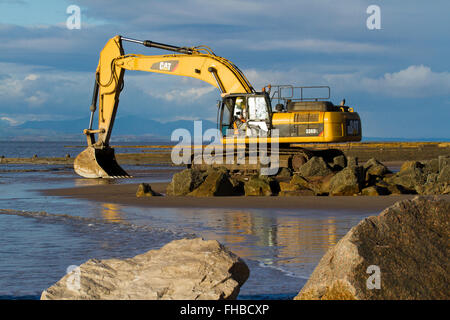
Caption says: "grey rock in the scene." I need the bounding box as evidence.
[188,168,234,197]
[329,166,363,196]
[298,156,333,177]
[361,186,389,196]
[416,182,450,195]
[275,167,292,179]
[422,159,439,175]
[295,196,450,300]
[385,167,426,192]
[363,158,390,182]
[41,238,250,300]
[166,169,207,196]
[244,175,274,196]
[437,165,450,183]
[332,155,347,171]
[347,157,359,167]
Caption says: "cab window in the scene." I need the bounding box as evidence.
[248,96,270,121]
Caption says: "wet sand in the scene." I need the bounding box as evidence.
[40,183,444,212]
[20,141,450,212]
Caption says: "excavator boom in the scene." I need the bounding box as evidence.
[75,35,255,178]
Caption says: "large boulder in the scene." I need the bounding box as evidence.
[384,165,427,193]
[422,159,439,175]
[416,182,450,195]
[188,168,234,197]
[363,158,390,183]
[298,156,333,177]
[437,165,450,183]
[289,174,332,195]
[361,186,389,196]
[295,197,449,300]
[244,175,275,196]
[375,180,409,195]
[166,169,207,196]
[278,180,315,196]
[400,160,424,172]
[332,155,347,171]
[275,167,292,179]
[328,166,363,196]
[41,238,250,300]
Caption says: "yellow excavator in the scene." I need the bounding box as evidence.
[74,35,361,178]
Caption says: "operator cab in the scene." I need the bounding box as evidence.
[218,92,272,137]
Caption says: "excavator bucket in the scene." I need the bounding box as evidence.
[74,146,131,178]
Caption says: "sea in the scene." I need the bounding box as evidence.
[0,141,375,300]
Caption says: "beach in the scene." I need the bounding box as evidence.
[1,141,449,299]
[42,182,422,211]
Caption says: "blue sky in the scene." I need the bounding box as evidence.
[0,0,449,138]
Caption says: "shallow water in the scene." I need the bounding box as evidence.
[0,143,374,299]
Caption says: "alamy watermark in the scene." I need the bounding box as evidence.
[366,5,381,30]
[66,5,81,30]
[171,121,280,175]
[65,264,81,291]
[366,265,381,290]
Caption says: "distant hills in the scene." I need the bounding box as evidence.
[0,115,448,142]
[0,115,217,142]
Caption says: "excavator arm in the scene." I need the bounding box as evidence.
[75,35,255,178]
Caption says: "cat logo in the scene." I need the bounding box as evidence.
[159,62,171,71]
[151,60,179,72]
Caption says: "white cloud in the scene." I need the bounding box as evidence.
[0,62,91,112]
[157,86,216,102]
[24,73,39,81]
[228,38,386,54]
[127,73,217,103]
[243,65,450,100]
[325,65,450,97]
[0,116,21,126]
[25,90,48,106]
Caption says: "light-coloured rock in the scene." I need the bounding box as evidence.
[416,182,450,195]
[437,165,450,183]
[244,175,274,196]
[400,161,423,173]
[278,190,315,197]
[329,166,363,196]
[363,158,390,181]
[275,167,292,179]
[422,159,439,175]
[298,156,333,177]
[290,174,310,189]
[188,168,234,197]
[166,169,207,196]
[41,238,249,300]
[375,181,407,195]
[279,181,301,192]
[347,156,358,167]
[332,155,347,171]
[295,197,449,300]
[384,167,427,192]
[290,173,334,195]
[361,186,382,196]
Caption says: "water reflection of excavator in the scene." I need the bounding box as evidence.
[74,35,361,178]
